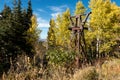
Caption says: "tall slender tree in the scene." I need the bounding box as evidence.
[47,19,56,49]
[74,1,86,15]
[27,0,33,19]
[0,4,13,75]
[2,4,11,18]
[56,9,71,48]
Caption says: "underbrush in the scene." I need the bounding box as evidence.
[1,54,120,80]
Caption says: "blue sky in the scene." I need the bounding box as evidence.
[0,0,120,39]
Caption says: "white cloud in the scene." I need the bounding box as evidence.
[33,5,69,28]
[37,9,46,13]
[51,12,61,19]
[34,12,39,17]
[34,12,50,28]
[49,5,68,12]
[37,17,50,28]
[49,5,68,19]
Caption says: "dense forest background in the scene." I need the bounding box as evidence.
[0,0,120,80]
[0,0,41,75]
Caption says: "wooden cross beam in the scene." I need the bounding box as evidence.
[69,12,91,59]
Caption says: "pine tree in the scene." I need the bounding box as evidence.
[47,19,56,49]
[21,9,29,30]
[17,0,22,21]
[13,0,20,21]
[0,4,12,52]
[2,4,11,18]
[0,4,13,74]
[27,0,33,19]
[6,0,34,59]
[26,0,33,31]
[0,0,35,74]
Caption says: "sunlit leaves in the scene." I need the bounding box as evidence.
[89,0,120,54]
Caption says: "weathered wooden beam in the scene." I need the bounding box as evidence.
[82,12,92,25]
[68,27,88,31]
[70,14,86,18]
[68,12,91,65]
[84,27,88,30]
[70,17,74,26]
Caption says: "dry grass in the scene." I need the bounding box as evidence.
[70,67,98,80]
[2,55,43,80]
[98,59,120,80]
[2,56,120,80]
[70,58,120,80]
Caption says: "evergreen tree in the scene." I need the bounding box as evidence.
[2,4,11,18]
[13,0,19,21]
[27,0,33,19]
[0,0,35,75]
[0,4,13,74]
[17,0,22,21]
[0,4,12,55]
[21,9,29,30]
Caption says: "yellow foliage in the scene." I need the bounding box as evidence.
[74,1,86,15]
[27,15,40,44]
[88,0,120,54]
[55,9,71,48]
[28,15,37,33]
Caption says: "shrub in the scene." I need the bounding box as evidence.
[47,49,75,66]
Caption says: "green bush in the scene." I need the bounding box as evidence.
[47,49,75,66]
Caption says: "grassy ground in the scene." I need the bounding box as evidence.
[1,57,120,80]
[71,58,120,80]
